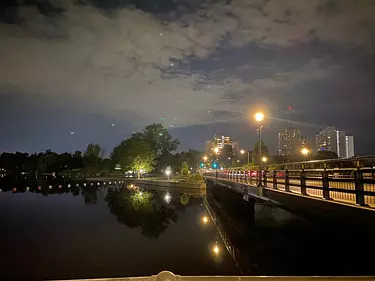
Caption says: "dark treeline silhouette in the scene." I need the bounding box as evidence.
[0,123,204,179]
[0,144,107,177]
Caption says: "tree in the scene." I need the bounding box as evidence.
[178,149,202,169]
[138,123,180,157]
[252,140,270,165]
[218,144,234,167]
[180,161,189,176]
[314,151,338,160]
[114,137,156,178]
[85,143,101,158]
[111,123,180,174]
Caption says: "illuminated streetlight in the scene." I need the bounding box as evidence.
[203,156,208,162]
[214,147,219,154]
[165,166,172,181]
[301,147,309,161]
[254,112,264,122]
[262,156,267,163]
[254,112,265,187]
[240,149,250,165]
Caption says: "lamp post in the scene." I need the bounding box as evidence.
[301,148,309,162]
[213,147,219,179]
[240,149,250,165]
[255,112,264,187]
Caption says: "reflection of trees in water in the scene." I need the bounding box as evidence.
[105,188,178,238]
[82,187,98,205]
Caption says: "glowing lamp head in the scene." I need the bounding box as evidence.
[214,147,219,154]
[255,112,264,122]
[261,156,267,163]
[301,148,309,156]
[203,156,208,161]
[240,149,245,154]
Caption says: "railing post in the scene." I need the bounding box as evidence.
[273,170,277,189]
[285,169,290,192]
[322,163,330,200]
[263,170,267,187]
[354,160,365,206]
[300,164,307,195]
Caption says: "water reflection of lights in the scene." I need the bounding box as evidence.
[213,244,220,255]
[202,216,208,224]
[164,192,171,203]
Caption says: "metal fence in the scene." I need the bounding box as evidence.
[205,157,375,208]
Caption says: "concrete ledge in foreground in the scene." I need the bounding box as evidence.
[55,270,375,281]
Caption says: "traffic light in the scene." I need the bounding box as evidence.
[212,162,219,169]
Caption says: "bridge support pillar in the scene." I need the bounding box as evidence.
[209,180,255,227]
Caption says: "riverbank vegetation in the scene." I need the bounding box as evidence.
[0,123,204,182]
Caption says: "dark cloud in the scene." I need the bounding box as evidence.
[1,0,375,154]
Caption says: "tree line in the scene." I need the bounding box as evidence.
[0,123,203,178]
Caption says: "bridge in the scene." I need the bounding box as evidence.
[204,157,375,226]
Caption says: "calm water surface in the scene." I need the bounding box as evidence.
[1,179,375,280]
[0,182,237,280]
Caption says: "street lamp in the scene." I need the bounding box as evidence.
[203,156,208,162]
[255,112,264,122]
[240,149,250,165]
[165,167,171,181]
[301,148,309,161]
[254,112,264,187]
[213,147,219,179]
[262,156,268,163]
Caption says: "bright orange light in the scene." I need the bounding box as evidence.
[301,148,309,156]
[214,147,219,154]
[203,156,208,161]
[202,216,208,224]
[213,245,219,254]
[255,112,264,122]
[240,149,245,154]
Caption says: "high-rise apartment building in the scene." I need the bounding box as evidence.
[278,128,305,157]
[345,136,355,158]
[205,140,212,157]
[315,127,355,158]
[212,133,231,155]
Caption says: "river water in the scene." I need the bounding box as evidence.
[0,179,374,280]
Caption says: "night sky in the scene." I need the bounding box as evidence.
[1,0,375,155]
